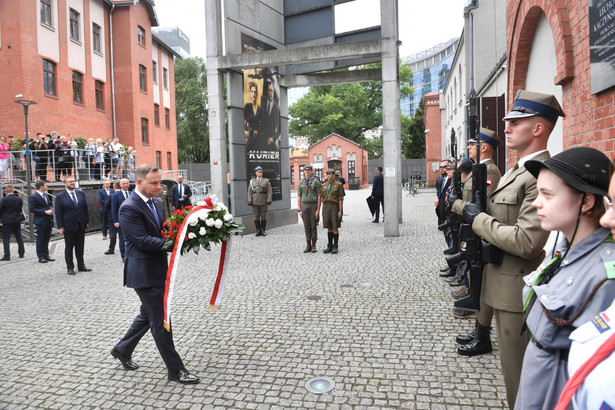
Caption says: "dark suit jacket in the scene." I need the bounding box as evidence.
[371,173,384,198]
[28,191,53,225]
[119,194,167,288]
[170,183,192,209]
[104,189,115,213]
[0,194,24,224]
[436,175,445,197]
[436,178,452,220]
[54,190,89,231]
[98,188,112,211]
[112,190,130,224]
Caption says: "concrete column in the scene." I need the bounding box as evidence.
[381,0,401,237]
[205,0,229,206]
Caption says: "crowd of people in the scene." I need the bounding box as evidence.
[435,90,615,409]
[0,132,138,182]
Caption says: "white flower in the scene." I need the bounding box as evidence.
[215,203,228,212]
[223,213,233,221]
[206,218,216,227]
[196,201,206,206]
[199,227,206,236]
[214,219,223,229]
[187,232,197,239]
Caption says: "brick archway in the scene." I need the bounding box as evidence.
[507,0,574,107]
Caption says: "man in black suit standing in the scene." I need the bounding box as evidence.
[54,176,91,275]
[98,180,112,240]
[370,167,384,223]
[0,185,26,260]
[170,175,192,210]
[111,178,130,261]
[104,180,118,256]
[28,180,55,263]
[111,164,199,384]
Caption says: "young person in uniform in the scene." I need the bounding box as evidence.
[514,147,615,409]
[297,164,322,253]
[247,166,272,237]
[321,169,344,254]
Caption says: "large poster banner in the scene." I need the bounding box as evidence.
[242,34,282,200]
[589,0,615,94]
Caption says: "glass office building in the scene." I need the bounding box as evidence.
[401,38,459,117]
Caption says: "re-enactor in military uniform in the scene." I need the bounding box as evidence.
[515,148,615,410]
[248,166,272,237]
[450,127,502,354]
[461,90,565,408]
[321,169,344,254]
[298,164,322,253]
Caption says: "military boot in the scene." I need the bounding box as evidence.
[310,239,317,253]
[457,324,492,356]
[304,240,312,253]
[254,220,261,236]
[261,220,267,236]
[456,320,479,345]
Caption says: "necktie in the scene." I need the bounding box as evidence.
[147,199,160,229]
[43,193,48,205]
[179,184,183,198]
[124,191,128,200]
[71,192,78,206]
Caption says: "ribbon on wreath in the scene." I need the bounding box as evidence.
[162,195,232,332]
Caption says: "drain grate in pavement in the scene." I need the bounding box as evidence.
[359,281,374,287]
[306,295,322,300]
[340,284,353,288]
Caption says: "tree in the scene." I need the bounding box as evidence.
[174,57,209,163]
[289,62,414,145]
[401,97,426,159]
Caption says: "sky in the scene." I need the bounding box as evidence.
[152,0,466,60]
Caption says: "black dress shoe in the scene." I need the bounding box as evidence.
[67,269,76,275]
[1,256,10,261]
[45,256,55,261]
[19,254,25,259]
[168,369,200,384]
[111,347,139,370]
[439,268,456,278]
[457,338,493,356]
[443,248,456,255]
[78,267,92,272]
[39,258,48,264]
[104,250,114,255]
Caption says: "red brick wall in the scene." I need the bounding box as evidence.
[507,0,615,163]
[423,92,442,186]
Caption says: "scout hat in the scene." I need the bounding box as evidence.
[467,127,501,148]
[503,90,565,124]
[254,166,263,172]
[304,164,313,170]
[325,168,335,174]
[526,147,612,196]
[457,160,473,175]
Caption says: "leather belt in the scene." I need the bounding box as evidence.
[531,336,569,361]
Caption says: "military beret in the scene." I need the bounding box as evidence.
[325,169,335,175]
[503,90,565,124]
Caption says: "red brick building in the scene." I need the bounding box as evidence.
[290,133,369,189]
[0,0,178,169]
[423,92,444,186]
[506,0,615,163]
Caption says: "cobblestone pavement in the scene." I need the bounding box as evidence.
[1,188,508,409]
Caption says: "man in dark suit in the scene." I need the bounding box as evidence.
[111,178,130,261]
[170,175,192,210]
[370,167,384,223]
[435,159,450,198]
[28,180,55,263]
[98,180,112,239]
[111,164,199,384]
[104,180,118,256]
[54,176,91,275]
[0,185,25,260]
[437,161,455,244]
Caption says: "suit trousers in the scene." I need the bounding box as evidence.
[35,220,52,258]
[108,219,118,251]
[300,202,318,241]
[101,210,109,236]
[494,308,530,409]
[374,196,384,220]
[2,223,25,257]
[63,229,85,269]
[115,286,184,373]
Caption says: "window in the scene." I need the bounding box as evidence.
[154,104,160,126]
[347,160,356,179]
[163,67,168,89]
[165,108,170,129]
[156,151,161,169]
[299,165,304,181]
[43,59,56,96]
[167,152,172,170]
[137,26,145,46]
[40,0,52,26]
[72,71,83,104]
[152,60,158,84]
[139,65,147,92]
[69,8,80,42]
[95,80,104,110]
[141,118,149,144]
[92,23,101,53]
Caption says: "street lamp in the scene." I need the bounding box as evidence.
[14,97,37,244]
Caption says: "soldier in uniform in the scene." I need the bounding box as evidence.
[515,147,615,409]
[247,166,272,237]
[449,127,503,349]
[461,90,565,408]
[297,164,322,253]
[321,169,344,254]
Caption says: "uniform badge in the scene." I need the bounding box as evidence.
[486,179,492,187]
[565,277,574,286]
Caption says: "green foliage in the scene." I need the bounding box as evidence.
[402,97,426,159]
[74,137,86,149]
[174,57,209,163]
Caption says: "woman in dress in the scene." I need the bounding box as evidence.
[515,147,615,409]
[0,136,10,179]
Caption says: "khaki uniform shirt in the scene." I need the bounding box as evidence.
[248,177,272,206]
[451,159,502,215]
[322,180,344,204]
[298,177,322,203]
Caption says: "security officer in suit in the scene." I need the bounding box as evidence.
[28,180,55,263]
[461,90,565,408]
[247,166,272,236]
[111,178,130,261]
[98,180,112,239]
[0,185,26,260]
[450,127,502,348]
[170,175,192,210]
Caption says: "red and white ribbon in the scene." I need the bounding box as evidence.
[163,195,231,331]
